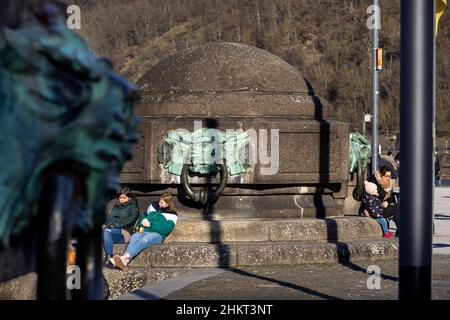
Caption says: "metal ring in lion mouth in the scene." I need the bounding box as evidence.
[180,163,228,205]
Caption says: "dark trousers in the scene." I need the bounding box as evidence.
[381,203,400,234]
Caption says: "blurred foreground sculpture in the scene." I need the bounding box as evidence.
[0,2,138,299]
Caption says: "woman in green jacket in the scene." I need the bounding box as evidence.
[103,187,139,266]
[113,193,178,271]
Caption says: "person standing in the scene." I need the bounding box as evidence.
[435,147,442,187]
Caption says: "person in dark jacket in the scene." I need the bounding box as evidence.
[103,187,139,267]
[113,193,178,271]
[435,155,441,187]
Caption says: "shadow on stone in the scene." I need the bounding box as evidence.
[325,219,349,263]
[433,243,450,248]
[204,201,231,268]
[340,261,398,282]
[202,118,232,268]
[228,268,342,300]
[325,218,398,281]
[434,214,450,220]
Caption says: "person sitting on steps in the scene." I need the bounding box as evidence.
[361,181,395,238]
[103,187,140,268]
[359,165,400,235]
[113,192,178,271]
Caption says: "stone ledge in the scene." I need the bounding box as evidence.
[103,267,190,300]
[119,238,398,268]
[0,267,191,300]
[163,217,383,243]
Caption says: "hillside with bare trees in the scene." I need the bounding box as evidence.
[71,0,450,135]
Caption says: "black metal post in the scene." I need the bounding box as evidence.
[371,0,380,174]
[399,0,435,300]
[37,174,76,300]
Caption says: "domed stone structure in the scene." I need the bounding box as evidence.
[136,42,334,119]
[121,42,351,219]
[139,41,310,92]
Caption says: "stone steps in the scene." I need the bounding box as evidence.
[0,236,399,300]
[103,267,190,300]
[115,238,398,268]
[163,217,383,243]
[112,217,395,268]
[0,217,396,299]
[0,267,191,300]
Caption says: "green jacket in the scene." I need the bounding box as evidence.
[105,196,140,234]
[136,201,178,241]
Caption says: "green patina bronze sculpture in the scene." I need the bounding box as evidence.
[0,2,138,299]
[349,132,372,200]
[158,127,251,204]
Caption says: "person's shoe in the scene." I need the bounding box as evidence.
[104,258,115,269]
[113,255,128,272]
[383,231,395,238]
[103,255,113,266]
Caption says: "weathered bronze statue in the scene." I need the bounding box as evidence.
[0,1,138,299]
[349,132,372,201]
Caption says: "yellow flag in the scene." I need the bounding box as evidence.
[436,0,447,35]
